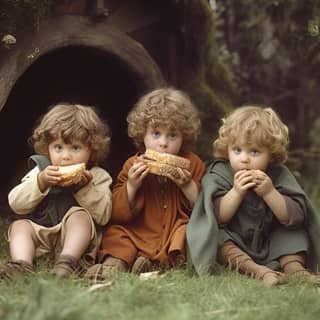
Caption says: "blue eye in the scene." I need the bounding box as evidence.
[54,144,63,152]
[251,149,260,156]
[152,131,160,138]
[233,147,241,154]
[72,145,81,151]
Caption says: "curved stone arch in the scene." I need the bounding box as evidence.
[0,15,165,111]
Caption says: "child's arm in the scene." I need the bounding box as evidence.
[8,167,49,214]
[73,167,112,226]
[253,170,289,224]
[168,168,199,206]
[167,154,205,206]
[126,161,149,207]
[180,179,199,206]
[218,169,256,224]
[111,157,146,223]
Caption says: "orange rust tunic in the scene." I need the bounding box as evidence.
[98,152,205,267]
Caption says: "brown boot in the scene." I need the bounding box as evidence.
[51,255,80,278]
[0,260,34,279]
[84,256,128,281]
[169,251,186,268]
[131,256,153,274]
[280,253,320,286]
[218,241,284,287]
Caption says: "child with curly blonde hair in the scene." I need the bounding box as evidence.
[85,88,205,280]
[2,103,112,278]
[187,106,320,287]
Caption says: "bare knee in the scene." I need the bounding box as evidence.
[10,220,38,244]
[66,210,91,227]
[10,220,34,236]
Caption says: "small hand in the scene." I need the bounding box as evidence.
[71,170,93,192]
[167,168,192,188]
[37,165,62,192]
[127,160,149,191]
[252,170,273,197]
[233,169,256,197]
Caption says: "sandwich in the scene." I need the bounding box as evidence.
[140,149,190,178]
[57,163,86,187]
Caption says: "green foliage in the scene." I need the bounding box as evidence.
[181,0,238,160]
[212,0,320,149]
[0,0,52,36]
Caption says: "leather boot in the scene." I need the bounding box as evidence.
[51,254,80,278]
[218,241,284,287]
[131,256,153,274]
[280,253,320,286]
[0,260,34,279]
[84,256,128,281]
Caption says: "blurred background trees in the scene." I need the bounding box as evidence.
[212,0,320,152]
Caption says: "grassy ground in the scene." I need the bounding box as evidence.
[0,221,320,320]
[0,268,320,320]
[0,162,319,320]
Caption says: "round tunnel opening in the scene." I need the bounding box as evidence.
[0,45,146,200]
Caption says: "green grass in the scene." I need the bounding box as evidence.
[0,269,320,320]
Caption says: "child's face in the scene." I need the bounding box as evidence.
[228,143,271,172]
[143,124,183,155]
[48,138,91,166]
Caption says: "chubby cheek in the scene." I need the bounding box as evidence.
[228,156,239,171]
[49,153,61,166]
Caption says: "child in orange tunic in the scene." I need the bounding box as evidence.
[85,88,205,279]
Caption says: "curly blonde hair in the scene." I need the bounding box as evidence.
[32,103,111,166]
[213,106,289,165]
[127,88,201,152]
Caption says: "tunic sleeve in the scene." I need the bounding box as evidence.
[73,166,112,226]
[180,153,206,212]
[282,195,304,227]
[111,155,145,224]
[8,167,50,214]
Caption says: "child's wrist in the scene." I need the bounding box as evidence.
[37,172,47,193]
[232,187,245,199]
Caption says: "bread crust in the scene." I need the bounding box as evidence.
[146,161,181,179]
[144,149,190,169]
[141,149,190,178]
[57,163,86,187]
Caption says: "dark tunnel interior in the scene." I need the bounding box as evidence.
[0,45,145,203]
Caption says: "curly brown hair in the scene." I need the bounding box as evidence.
[127,88,201,152]
[31,103,111,166]
[213,106,289,165]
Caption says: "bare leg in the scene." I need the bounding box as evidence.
[60,210,92,260]
[51,211,92,277]
[9,220,39,265]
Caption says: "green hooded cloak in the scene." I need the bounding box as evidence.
[186,159,320,275]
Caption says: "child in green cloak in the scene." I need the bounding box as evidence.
[187,106,320,287]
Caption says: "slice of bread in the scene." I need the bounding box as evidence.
[141,149,190,178]
[144,149,190,169]
[57,163,86,187]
